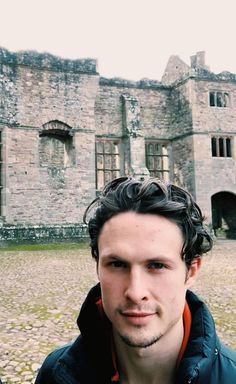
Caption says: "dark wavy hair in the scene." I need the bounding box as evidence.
[83,177,213,266]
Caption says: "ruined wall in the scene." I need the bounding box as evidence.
[0,64,17,125]
[0,49,99,228]
[190,78,236,220]
[167,75,236,203]
[169,80,193,136]
[95,78,171,139]
[15,66,100,130]
[193,133,236,221]
[170,75,236,214]
[95,79,173,180]
[167,80,195,194]
[172,135,195,196]
[191,79,236,134]
[161,55,191,86]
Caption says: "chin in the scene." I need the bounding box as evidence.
[119,332,162,349]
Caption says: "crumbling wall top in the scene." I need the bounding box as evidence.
[162,51,236,85]
[195,68,236,82]
[100,76,167,89]
[0,47,98,74]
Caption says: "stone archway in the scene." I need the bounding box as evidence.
[211,191,236,239]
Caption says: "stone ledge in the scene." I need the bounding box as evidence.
[0,223,89,247]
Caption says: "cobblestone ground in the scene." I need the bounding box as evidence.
[0,240,235,384]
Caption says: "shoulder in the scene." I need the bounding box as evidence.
[35,344,71,383]
[35,336,85,384]
[211,342,236,383]
[219,342,236,365]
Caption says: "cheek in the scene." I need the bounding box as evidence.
[100,276,125,315]
[99,273,120,300]
[155,274,187,303]
[100,281,121,321]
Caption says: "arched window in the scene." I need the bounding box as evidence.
[39,121,75,168]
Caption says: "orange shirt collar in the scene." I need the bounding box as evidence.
[176,301,192,366]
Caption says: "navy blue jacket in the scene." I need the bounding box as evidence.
[35,284,236,384]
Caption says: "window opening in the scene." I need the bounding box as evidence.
[219,138,224,157]
[95,140,120,190]
[209,92,215,107]
[39,131,74,168]
[211,137,217,157]
[226,138,232,157]
[209,91,230,107]
[145,142,169,182]
[211,136,232,158]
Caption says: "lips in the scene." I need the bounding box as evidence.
[120,311,156,325]
[122,311,154,317]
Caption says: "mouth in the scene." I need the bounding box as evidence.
[121,311,154,317]
[120,311,156,325]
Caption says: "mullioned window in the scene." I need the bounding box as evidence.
[209,91,230,107]
[211,136,232,157]
[95,139,120,190]
[145,142,169,182]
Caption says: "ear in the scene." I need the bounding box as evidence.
[185,257,202,288]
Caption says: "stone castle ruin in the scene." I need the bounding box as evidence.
[0,48,235,244]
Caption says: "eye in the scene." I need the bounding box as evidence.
[108,260,127,269]
[147,261,166,270]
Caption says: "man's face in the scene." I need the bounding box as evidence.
[97,211,200,349]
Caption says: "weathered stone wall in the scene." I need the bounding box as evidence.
[193,133,236,221]
[187,78,236,220]
[169,80,193,137]
[94,79,173,180]
[0,48,99,228]
[5,127,96,225]
[15,66,99,130]
[0,64,18,125]
[172,135,195,196]
[162,55,191,86]
[95,79,171,139]
[192,79,236,134]
[165,79,195,195]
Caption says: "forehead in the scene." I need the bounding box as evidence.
[98,211,183,258]
[100,211,181,235]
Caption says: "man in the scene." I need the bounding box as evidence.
[35,177,236,383]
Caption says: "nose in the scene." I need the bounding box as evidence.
[124,268,148,303]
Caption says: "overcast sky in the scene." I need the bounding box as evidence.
[0,0,235,81]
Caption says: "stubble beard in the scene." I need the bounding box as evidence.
[118,330,163,349]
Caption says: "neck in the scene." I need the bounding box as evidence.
[113,318,184,384]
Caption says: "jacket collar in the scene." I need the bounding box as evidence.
[176,290,220,383]
[77,283,115,383]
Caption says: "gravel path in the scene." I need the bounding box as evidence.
[0,240,235,384]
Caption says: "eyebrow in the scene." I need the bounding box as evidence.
[101,254,176,266]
